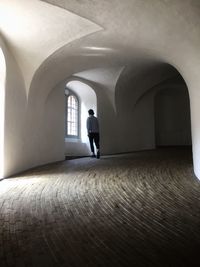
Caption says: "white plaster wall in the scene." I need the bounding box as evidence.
[97,69,191,155]
[0,43,6,178]
[186,80,200,178]
[155,87,191,146]
[75,67,125,112]
[97,65,177,154]
[64,140,90,157]
[99,92,156,154]
[43,84,65,162]
[0,0,102,177]
[0,36,28,178]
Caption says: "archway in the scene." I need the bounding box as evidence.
[114,63,193,163]
[64,80,97,157]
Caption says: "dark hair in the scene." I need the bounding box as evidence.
[88,109,94,115]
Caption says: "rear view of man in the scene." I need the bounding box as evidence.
[86,109,100,158]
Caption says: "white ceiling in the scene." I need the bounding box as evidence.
[1,0,200,97]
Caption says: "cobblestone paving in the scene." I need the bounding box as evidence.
[0,148,200,267]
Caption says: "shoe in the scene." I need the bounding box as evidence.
[97,150,100,159]
[91,154,96,158]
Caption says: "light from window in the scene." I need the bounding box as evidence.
[67,95,78,136]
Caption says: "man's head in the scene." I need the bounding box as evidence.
[88,109,94,115]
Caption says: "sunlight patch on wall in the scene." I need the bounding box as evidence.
[0,47,6,178]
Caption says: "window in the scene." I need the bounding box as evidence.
[65,89,79,138]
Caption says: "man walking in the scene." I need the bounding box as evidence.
[86,109,100,158]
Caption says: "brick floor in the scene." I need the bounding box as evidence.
[0,148,200,267]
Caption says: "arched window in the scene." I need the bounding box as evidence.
[65,89,79,138]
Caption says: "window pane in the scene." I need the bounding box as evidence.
[66,94,78,136]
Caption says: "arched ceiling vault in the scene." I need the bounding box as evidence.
[0,0,102,93]
[1,0,200,100]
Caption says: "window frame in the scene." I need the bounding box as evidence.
[65,89,80,139]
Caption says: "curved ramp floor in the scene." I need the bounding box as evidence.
[0,148,200,267]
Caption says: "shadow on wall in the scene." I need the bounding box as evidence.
[65,80,97,157]
[155,86,192,147]
[112,63,192,154]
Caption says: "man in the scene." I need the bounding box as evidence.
[86,109,100,158]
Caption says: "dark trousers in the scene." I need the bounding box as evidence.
[88,132,99,153]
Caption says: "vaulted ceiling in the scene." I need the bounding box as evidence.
[1,0,200,97]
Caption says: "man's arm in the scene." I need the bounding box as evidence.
[86,117,90,134]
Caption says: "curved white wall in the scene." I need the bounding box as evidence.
[0,35,28,178]
[155,86,191,146]
[0,46,6,178]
